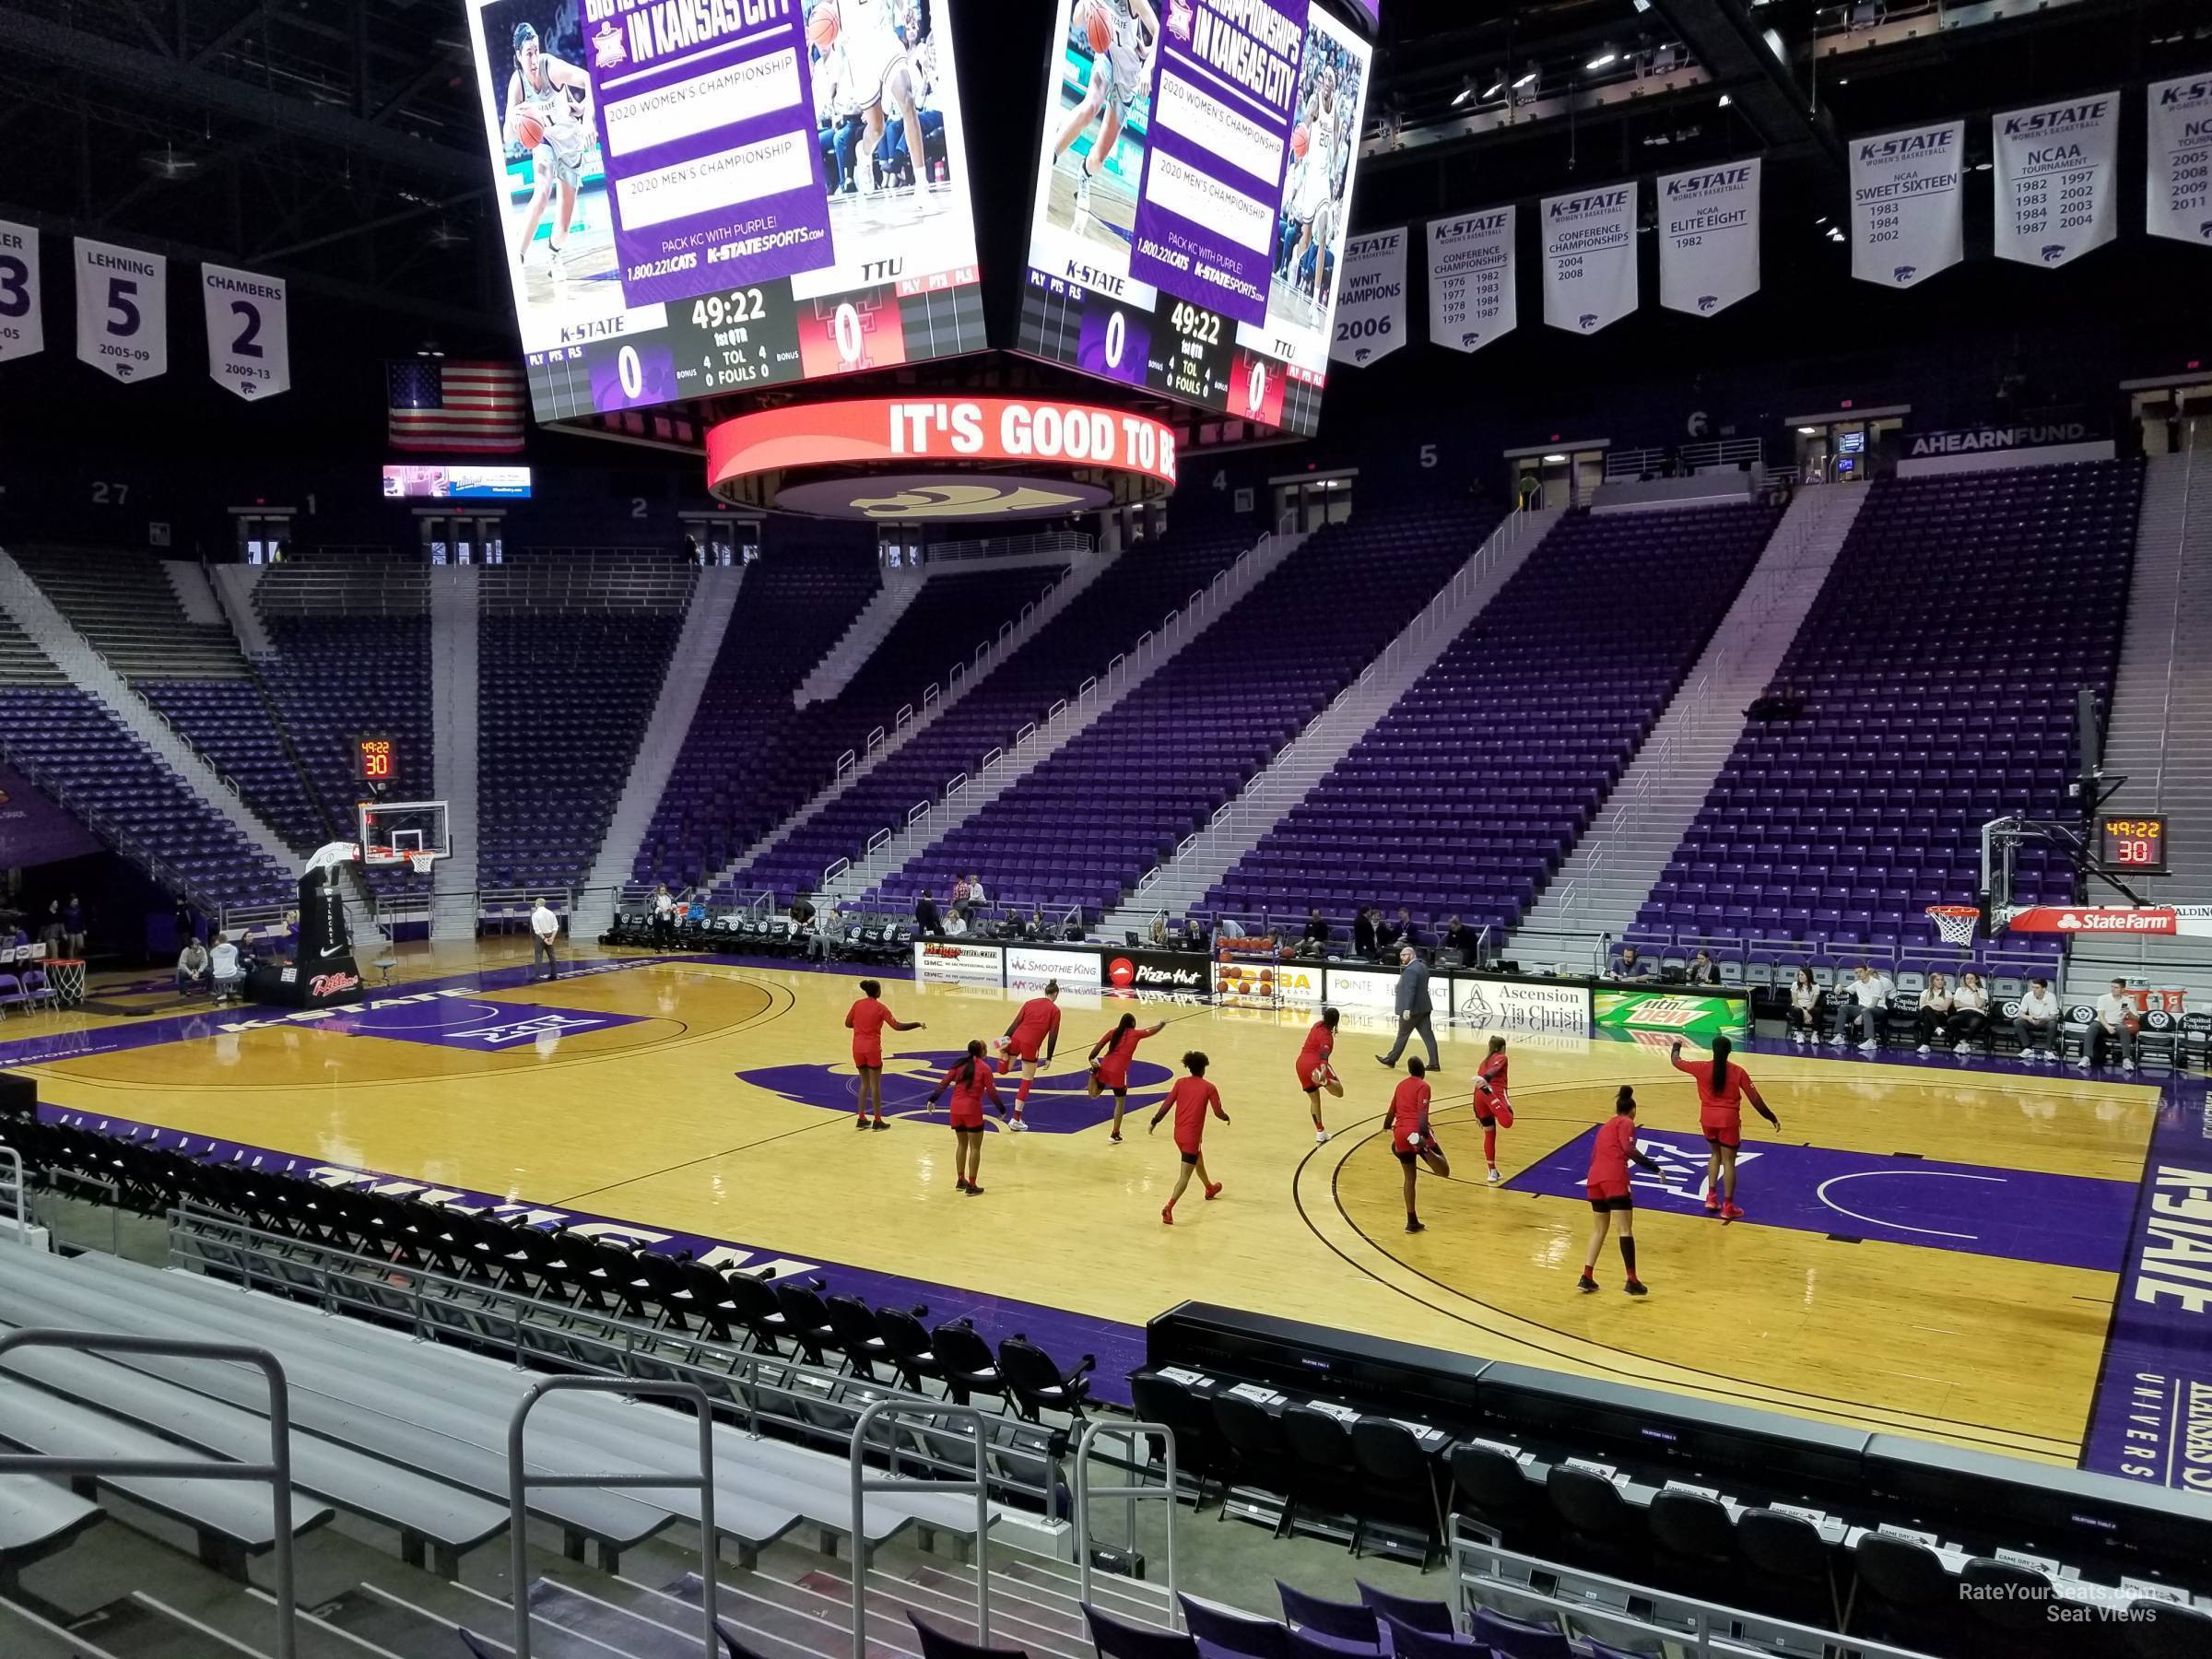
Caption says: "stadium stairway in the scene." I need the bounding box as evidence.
[212,565,278,659]
[824,524,1308,910]
[429,567,480,942]
[1507,482,1868,952]
[160,560,229,630]
[2066,445,2212,1001]
[794,559,923,709]
[1100,508,1559,936]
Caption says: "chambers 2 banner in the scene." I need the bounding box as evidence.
[1427,206,1514,354]
[202,264,290,401]
[1849,121,1964,289]
[2147,74,2212,248]
[1328,229,1406,367]
[1657,159,1759,317]
[1994,94,2118,269]
[1540,184,1636,335]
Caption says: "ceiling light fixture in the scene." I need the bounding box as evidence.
[1586,50,1619,71]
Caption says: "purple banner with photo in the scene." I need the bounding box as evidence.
[1130,0,1310,325]
[580,0,834,305]
[0,763,100,870]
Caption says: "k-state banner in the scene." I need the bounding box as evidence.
[73,237,166,382]
[1427,207,1516,354]
[1540,184,1637,335]
[0,220,42,365]
[1994,94,2118,268]
[1328,229,1407,368]
[202,264,290,401]
[2146,75,2212,247]
[1849,121,1964,288]
[1657,159,1760,316]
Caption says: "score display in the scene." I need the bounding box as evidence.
[356,735,395,785]
[462,0,985,425]
[2100,816,2170,876]
[1017,0,1374,437]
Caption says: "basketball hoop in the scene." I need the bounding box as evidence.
[1924,905,1981,947]
[405,851,441,876]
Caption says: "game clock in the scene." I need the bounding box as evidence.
[355,735,395,786]
[2100,816,2169,875]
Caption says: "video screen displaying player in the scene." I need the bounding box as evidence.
[481,0,618,316]
[1272,21,1366,331]
[810,2,958,211]
[1041,0,1159,253]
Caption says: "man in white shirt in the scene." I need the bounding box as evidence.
[2014,978,2060,1060]
[652,884,677,946]
[1841,963,1892,1050]
[966,872,988,908]
[2078,978,2139,1072]
[530,899,560,982]
[208,932,242,1006]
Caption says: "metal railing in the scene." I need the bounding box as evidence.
[509,1377,718,1658]
[924,530,1096,565]
[0,1147,26,1246]
[2152,442,2201,810]
[1072,1420,1178,1625]
[850,1401,993,1658]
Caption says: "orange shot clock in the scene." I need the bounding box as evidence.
[355,735,395,784]
[2099,816,2168,874]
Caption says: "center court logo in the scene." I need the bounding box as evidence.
[736,1049,1174,1135]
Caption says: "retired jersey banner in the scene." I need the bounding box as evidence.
[1540,183,1637,335]
[0,220,42,365]
[2147,75,2212,248]
[201,264,290,401]
[73,237,166,382]
[1849,122,1964,288]
[1657,159,1760,316]
[1426,206,1515,354]
[1994,94,2119,268]
[1329,229,1407,368]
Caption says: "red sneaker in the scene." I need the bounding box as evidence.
[1702,1191,1722,1214]
[1203,1182,1223,1201]
[1720,1201,1746,1221]
[1160,1205,1175,1226]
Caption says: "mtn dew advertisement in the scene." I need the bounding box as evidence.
[1594,987,1751,1043]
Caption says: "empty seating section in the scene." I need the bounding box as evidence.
[876,505,1495,919]
[742,530,1252,899]
[1207,503,1782,937]
[1635,461,2143,973]
[477,561,693,891]
[0,608,65,687]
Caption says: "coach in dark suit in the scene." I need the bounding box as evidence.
[1376,946,1441,1070]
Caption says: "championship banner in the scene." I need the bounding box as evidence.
[74,237,166,382]
[2146,75,2212,248]
[1328,229,1406,367]
[201,264,290,400]
[0,220,42,365]
[1849,121,1964,289]
[1993,94,2118,268]
[1426,206,1515,353]
[1657,159,1760,316]
[1540,184,1637,335]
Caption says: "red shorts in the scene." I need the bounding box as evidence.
[1586,1178,1632,1209]
[853,1045,884,1071]
[1702,1116,1742,1149]
[1095,1063,1131,1092]
[1007,1034,1046,1064]
[1295,1057,1334,1092]
[1476,1099,1513,1129]
[949,1104,984,1131]
[1175,1137,1203,1159]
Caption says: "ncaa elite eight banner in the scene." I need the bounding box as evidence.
[1540,185,1636,335]
[2147,74,2212,248]
[73,237,166,383]
[201,265,290,400]
[1427,206,1514,353]
[1993,94,2118,269]
[1849,121,1963,288]
[1328,229,1405,367]
[1657,159,1759,316]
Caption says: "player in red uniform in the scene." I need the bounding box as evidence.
[1293,1005,1344,1143]
[1581,1086,1664,1295]
[1669,1035,1780,1221]
[994,980,1063,1132]
[1474,1034,1516,1185]
[925,1040,1000,1195]
[1088,1013,1166,1142]
[1148,1051,1228,1224]
[843,979,924,1130]
[1385,1057,1452,1234]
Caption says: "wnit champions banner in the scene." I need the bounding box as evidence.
[1130,0,1311,327]
[1849,121,1964,289]
[1328,229,1405,367]
[1540,184,1636,335]
[2147,74,2212,248]
[1657,159,1759,317]
[1427,206,1515,353]
[201,265,290,400]
[73,237,166,383]
[1994,94,2118,269]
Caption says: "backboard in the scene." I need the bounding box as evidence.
[359,799,451,869]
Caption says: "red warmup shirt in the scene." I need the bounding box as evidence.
[935,1059,1000,1126]
[845,997,902,1066]
[1166,1076,1226,1152]
[1091,1025,1149,1088]
[1007,997,1062,1058]
[1588,1114,1638,1194]
[1476,1052,1510,1115]
[1671,1053,1759,1135]
[1294,1019,1335,1088]
[1389,1077,1431,1154]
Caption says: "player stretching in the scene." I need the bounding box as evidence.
[1054,0,1159,229]
[1089,1013,1165,1142]
[505,22,594,271]
[926,1040,999,1195]
[1581,1087,1663,1295]
[1386,1057,1451,1234]
[1294,1006,1344,1143]
[1474,1034,1515,1185]
[1150,1051,1228,1224]
[1670,1036,1779,1220]
[843,979,924,1129]
[995,980,1063,1131]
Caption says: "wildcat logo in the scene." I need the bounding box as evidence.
[1460,331,1482,348]
[2041,244,2068,264]
[2201,221,2212,241]
[1354,347,1372,362]
[1892,265,1917,284]
[1697,295,1718,312]
[736,1050,1173,1134]
[1578,312,1598,330]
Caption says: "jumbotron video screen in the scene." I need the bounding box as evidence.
[1017,0,1374,437]
[463,0,986,424]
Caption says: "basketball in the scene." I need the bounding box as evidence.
[2124,1013,2141,1034]
[806,1,840,47]
[1291,124,1312,159]
[512,109,546,150]
[1080,0,1112,53]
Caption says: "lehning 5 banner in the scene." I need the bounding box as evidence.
[1849,121,1964,289]
[1328,229,1407,368]
[1993,94,2119,269]
[1657,159,1760,316]
[1426,206,1516,354]
[1540,184,1637,335]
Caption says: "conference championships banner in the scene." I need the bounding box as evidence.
[1328,228,1406,367]
[1427,206,1515,353]
[1849,120,1964,289]
[1540,184,1637,334]
[2146,74,2212,248]
[1657,159,1760,317]
[1994,94,2119,269]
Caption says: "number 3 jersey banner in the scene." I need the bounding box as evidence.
[1849,121,1964,289]
[1994,94,2118,268]
[2147,75,2212,248]
[1328,229,1406,367]
[1657,159,1760,316]
[201,265,290,400]
[0,220,42,364]
[73,237,167,382]
[1540,185,1637,335]
[1427,206,1515,354]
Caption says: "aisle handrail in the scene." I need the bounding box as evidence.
[1073,1419,1180,1627]
[850,1400,992,1657]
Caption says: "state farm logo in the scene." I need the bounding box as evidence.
[2053,910,2177,934]
[309,971,360,998]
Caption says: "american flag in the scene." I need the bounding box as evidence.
[386,359,527,453]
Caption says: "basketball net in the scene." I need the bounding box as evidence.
[1924,905,1981,947]
[406,851,440,876]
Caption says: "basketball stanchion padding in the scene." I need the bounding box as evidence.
[0,1072,35,1120]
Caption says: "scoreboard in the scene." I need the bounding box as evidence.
[2100,816,2169,876]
